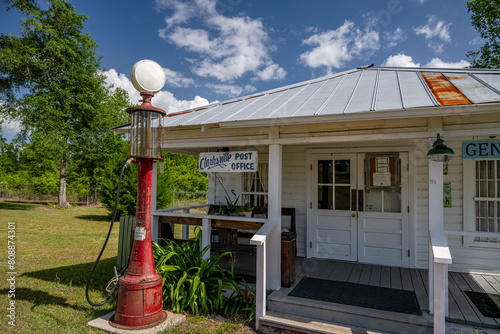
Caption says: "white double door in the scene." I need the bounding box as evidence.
[309,153,409,267]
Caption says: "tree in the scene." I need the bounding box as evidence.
[0,0,129,207]
[467,0,500,68]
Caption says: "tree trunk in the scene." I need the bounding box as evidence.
[58,152,71,208]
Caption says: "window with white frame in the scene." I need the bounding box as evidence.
[473,160,500,243]
[242,162,268,207]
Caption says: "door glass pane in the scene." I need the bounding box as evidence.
[335,186,350,210]
[335,160,351,184]
[365,190,382,212]
[384,191,402,213]
[318,160,333,184]
[318,186,333,209]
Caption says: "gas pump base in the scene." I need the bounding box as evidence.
[87,311,185,334]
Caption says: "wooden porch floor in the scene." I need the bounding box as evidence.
[227,255,500,329]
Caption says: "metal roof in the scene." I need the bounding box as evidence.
[164,66,500,128]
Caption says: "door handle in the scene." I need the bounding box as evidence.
[351,213,356,218]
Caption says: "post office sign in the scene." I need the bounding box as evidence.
[198,151,258,173]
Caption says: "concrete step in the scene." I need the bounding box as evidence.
[266,288,433,334]
[260,312,391,334]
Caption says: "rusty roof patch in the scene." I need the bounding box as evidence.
[420,72,472,106]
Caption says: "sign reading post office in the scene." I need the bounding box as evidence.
[199,151,258,173]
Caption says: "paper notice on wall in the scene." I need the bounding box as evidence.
[372,172,391,187]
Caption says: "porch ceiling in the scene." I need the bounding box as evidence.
[164,66,500,130]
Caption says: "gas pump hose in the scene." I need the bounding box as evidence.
[85,158,133,307]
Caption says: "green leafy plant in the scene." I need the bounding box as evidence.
[153,231,255,320]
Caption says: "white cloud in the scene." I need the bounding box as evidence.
[300,20,380,71]
[427,42,444,54]
[469,36,484,46]
[383,27,406,48]
[1,118,22,135]
[424,58,470,68]
[163,68,195,88]
[102,69,211,114]
[414,15,451,42]
[157,0,285,83]
[206,83,256,97]
[381,53,470,69]
[382,54,421,67]
[254,64,286,81]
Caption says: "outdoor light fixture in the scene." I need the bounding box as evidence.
[109,59,167,330]
[427,133,455,162]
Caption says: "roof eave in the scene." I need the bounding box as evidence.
[208,103,500,129]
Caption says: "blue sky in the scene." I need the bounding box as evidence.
[0,0,483,135]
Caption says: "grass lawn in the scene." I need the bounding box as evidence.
[0,201,256,334]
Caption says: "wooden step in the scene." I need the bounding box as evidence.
[266,289,433,334]
[260,312,391,334]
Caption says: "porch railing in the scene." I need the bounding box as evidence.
[250,218,277,331]
[428,230,500,334]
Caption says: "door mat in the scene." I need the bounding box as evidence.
[464,291,500,318]
[289,277,422,316]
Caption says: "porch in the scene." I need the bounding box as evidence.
[226,255,500,333]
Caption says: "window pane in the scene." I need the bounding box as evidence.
[335,186,350,210]
[480,181,487,197]
[335,160,351,184]
[480,201,487,217]
[488,201,495,217]
[318,160,333,184]
[488,161,495,179]
[480,218,488,232]
[488,181,496,198]
[479,161,487,179]
[318,186,333,210]
[366,190,382,212]
[384,191,402,213]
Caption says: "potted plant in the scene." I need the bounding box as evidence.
[243,203,254,218]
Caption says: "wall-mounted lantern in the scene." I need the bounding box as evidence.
[427,133,455,162]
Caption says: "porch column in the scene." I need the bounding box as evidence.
[267,144,282,291]
[151,162,159,242]
[428,158,448,330]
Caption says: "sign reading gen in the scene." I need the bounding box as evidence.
[462,140,500,159]
[199,151,258,173]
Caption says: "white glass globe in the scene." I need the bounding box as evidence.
[130,59,166,94]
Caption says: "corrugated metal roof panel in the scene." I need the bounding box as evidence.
[292,74,345,117]
[444,72,500,104]
[231,85,304,121]
[287,80,329,116]
[469,73,500,96]
[420,72,472,106]
[321,70,363,115]
[162,67,500,128]
[344,69,377,113]
[398,71,436,108]
[196,95,263,125]
[374,70,403,110]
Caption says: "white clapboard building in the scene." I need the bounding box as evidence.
[117,66,500,333]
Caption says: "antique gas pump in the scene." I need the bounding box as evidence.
[108,59,168,329]
[85,59,168,330]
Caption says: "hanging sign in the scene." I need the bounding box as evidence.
[199,151,258,173]
[462,140,500,159]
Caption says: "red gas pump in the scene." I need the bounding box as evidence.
[108,60,168,329]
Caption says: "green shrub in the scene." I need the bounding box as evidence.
[153,231,255,320]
